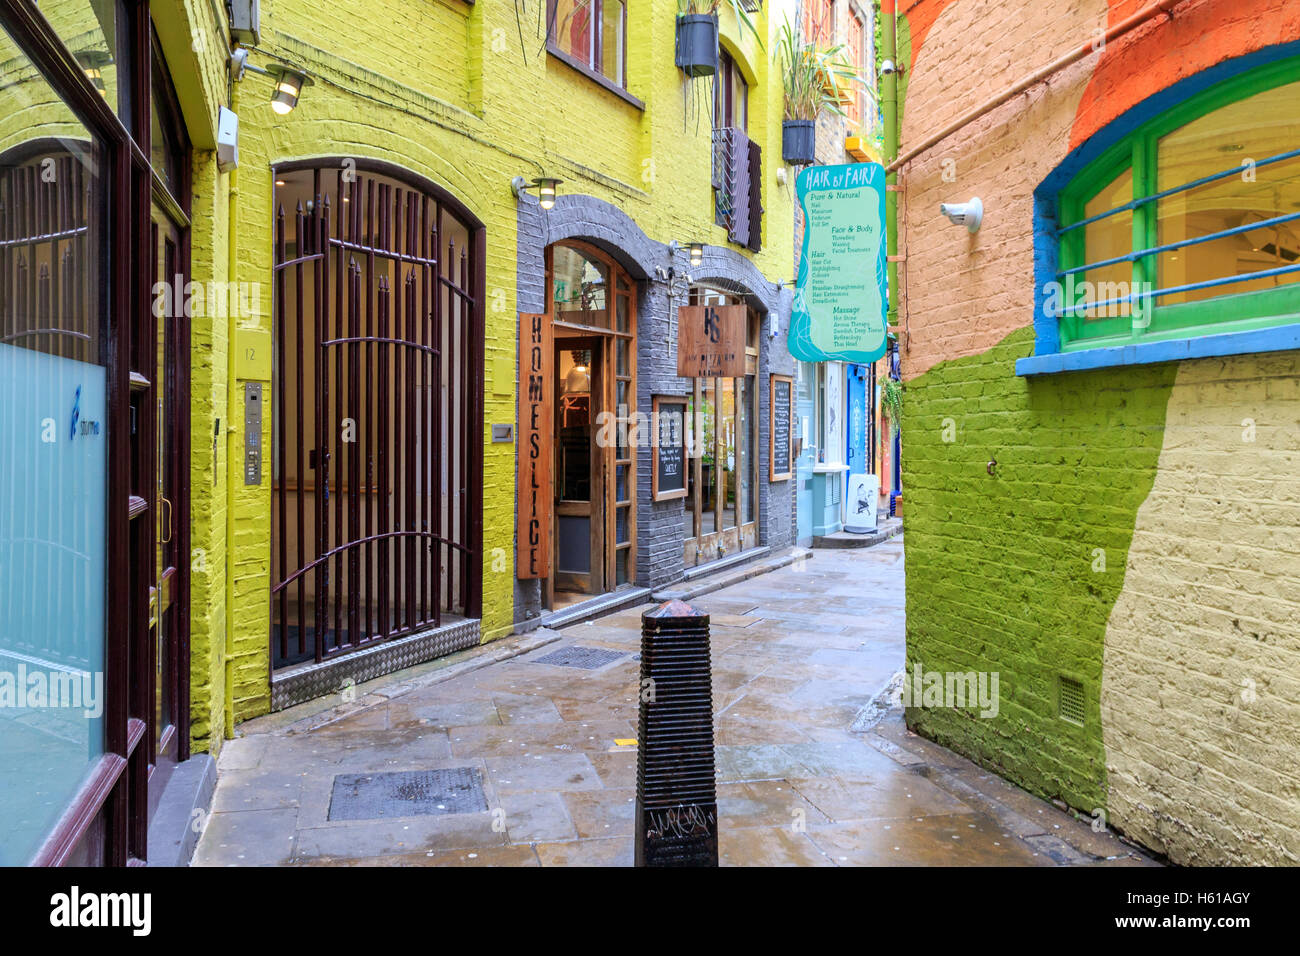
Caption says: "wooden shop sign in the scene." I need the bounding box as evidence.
[677,303,746,379]
[517,313,552,579]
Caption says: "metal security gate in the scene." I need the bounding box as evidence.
[270,164,482,667]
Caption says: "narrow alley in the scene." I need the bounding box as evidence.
[194,540,1152,867]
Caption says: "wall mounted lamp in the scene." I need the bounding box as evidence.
[940,197,983,234]
[512,175,562,209]
[231,47,313,115]
[668,241,704,269]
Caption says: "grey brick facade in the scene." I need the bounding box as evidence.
[513,193,794,627]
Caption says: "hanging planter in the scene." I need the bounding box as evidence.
[675,13,719,77]
[776,17,864,166]
[782,119,816,165]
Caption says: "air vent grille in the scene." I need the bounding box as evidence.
[1059,676,1086,725]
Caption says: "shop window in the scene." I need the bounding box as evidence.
[547,0,628,94]
[1029,56,1300,372]
[0,25,108,865]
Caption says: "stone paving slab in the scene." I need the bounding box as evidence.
[194,538,1157,867]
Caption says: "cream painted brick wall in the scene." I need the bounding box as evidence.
[1102,352,1300,865]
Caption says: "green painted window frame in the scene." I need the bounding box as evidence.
[1057,55,1300,352]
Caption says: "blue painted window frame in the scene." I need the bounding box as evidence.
[1019,43,1300,376]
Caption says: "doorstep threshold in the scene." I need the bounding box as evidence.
[535,586,652,630]
[682,545,770,581]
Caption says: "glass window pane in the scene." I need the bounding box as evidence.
[1077,168,1134,321]
[551,0,594,68]
[720,379,737,530]
[737,375,756,525]
[601,0,625,82]
[616,293,628,333]
[699,380,717,536]
[36,0,127,119]
[0,25,107,866]
[1157,79,1300,305]
[552,245,607,326]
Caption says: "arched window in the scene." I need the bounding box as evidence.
[1048,56,1300,354]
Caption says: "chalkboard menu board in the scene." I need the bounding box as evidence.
[770,375,793,482]
[653,396,688,501]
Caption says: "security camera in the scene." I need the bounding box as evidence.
[940,198,983,234]
[880,59,897,76]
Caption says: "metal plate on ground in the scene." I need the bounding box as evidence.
[532,646,627,669]
[327,768,487,821]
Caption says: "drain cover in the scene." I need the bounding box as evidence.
[532,646,627,669]
[327,768,487,821]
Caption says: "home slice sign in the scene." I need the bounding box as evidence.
[788,162,889,364]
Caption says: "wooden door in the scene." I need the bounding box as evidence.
[552,335,605,595]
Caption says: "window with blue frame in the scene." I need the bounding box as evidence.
[1043,55,1300,358]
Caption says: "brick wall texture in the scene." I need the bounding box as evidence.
[898,0,1300,864]
[162,0,801,746]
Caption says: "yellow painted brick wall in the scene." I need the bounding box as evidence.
[171,0,798,741]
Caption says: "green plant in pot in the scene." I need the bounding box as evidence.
[775,18,863,165]
[882,378,903,437]
[676,1,763,77]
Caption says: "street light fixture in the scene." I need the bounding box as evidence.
[511,176,563,209]
[231,48,313,115]
[266,64,313,115]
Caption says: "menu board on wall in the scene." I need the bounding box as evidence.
[788,162,889,365]
[769,375,794,482]
[517,313,552,579]
[652,396,688,501]
[677,303,746,378]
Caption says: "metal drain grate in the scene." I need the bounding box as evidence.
[532,646,627,669]
[1058,676,1086,726]
[327,768,487,821]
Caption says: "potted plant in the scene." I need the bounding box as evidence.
[882,377,902,437]
[775,18,863,165]
[676,1,763,77]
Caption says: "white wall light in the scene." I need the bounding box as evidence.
[940,198,983,234]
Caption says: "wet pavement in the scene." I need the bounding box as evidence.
[193,538,1155,867]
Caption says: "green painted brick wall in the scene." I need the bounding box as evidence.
[900,326,1177,812]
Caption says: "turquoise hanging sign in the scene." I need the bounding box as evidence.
[788,162,888,364]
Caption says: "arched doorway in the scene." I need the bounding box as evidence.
[269,162,484,667]
[545,240,638,610]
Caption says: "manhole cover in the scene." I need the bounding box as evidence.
[532,646,627,669]
[327,768,487,821]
